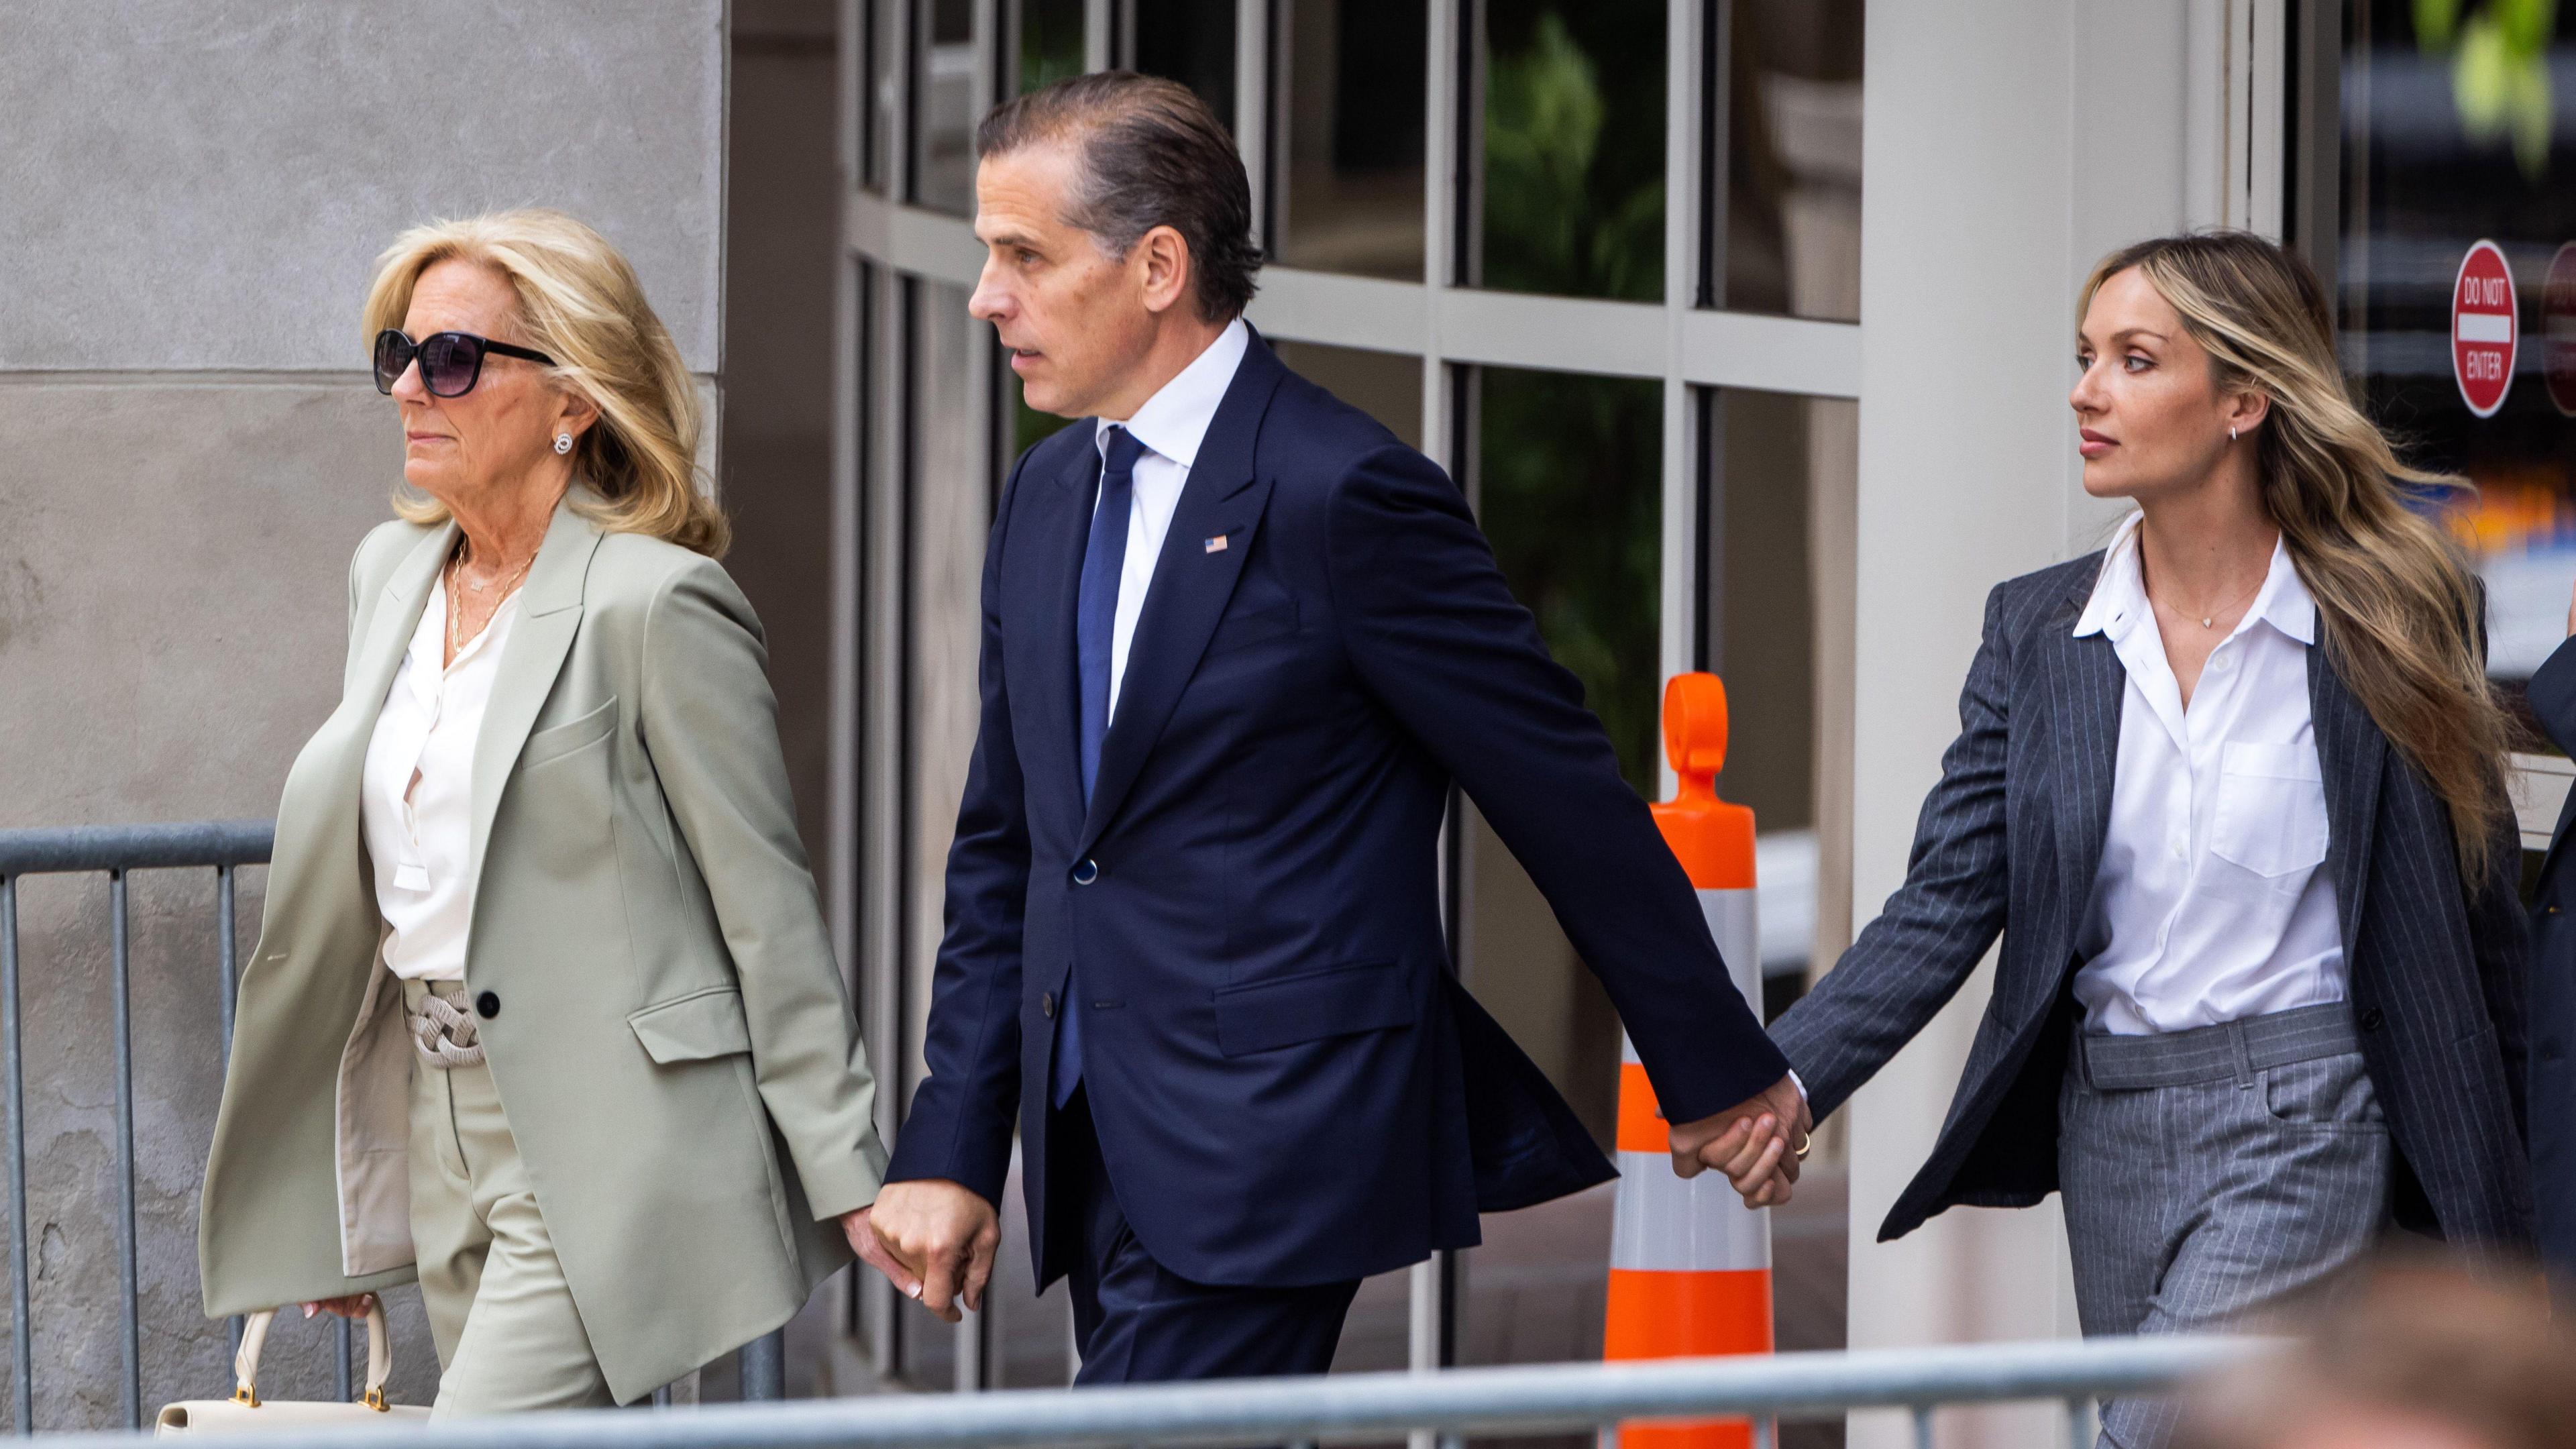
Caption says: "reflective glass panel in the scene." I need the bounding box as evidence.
[910,0,981,215]
[1268,340,1425,448]
[1705,389,1858,1004]
[895,278,995,1389]
[1475,0,1665,301]
[1275,0,1428,279]
[1132,0,1236,127]
[2334,2,2576,701]
[1702,390,1856,1402]
[861,0,888,192]
[1017,0,1085,93]
[1452,366,1657,1421]
[1716,0,1862,319]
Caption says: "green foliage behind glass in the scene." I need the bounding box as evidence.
[2416,0,2558,176]
[1013,383,1070,460]
[1477,366,1664,794]
[1481,4,1666,302]
[1020,0,1085,93]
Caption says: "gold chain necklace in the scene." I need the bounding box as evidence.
[445,545,535,659]
[2151,571,2264,631]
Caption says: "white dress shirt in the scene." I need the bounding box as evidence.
[360,576,521,982]
[2070,513,2346,1036]
[1093,317,1250,720]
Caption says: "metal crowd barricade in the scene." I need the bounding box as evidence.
[0,820,789,1430]
[8,1334,2251,1448]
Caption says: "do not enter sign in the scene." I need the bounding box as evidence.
[2454,239,2518,417]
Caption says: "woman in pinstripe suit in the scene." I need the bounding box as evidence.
[1711,233,2533,1449]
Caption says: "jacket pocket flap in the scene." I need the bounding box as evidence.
[1214,961,1414,1057]
[519,696,618,769]
[628,987,753,1064]
[1206,601,1300,655]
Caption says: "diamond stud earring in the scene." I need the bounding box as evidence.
[553,433,574,455]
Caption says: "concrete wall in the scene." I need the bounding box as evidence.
[0,3,724,1426]
[1845,3,2237,1444]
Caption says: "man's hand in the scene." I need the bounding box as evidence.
[847,1180,1000,1324]
[1667,1073,1811,1208]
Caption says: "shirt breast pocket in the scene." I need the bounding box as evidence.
[2208,740,2330,883]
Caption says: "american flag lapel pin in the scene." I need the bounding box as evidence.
[1204,533,1229,554]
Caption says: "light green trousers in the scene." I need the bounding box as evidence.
[405,980,615,1416]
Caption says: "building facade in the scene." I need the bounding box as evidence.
[830,1,2576,1442]
[7,0,2575,1438]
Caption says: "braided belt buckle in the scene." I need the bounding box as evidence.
[410,987,486,1069]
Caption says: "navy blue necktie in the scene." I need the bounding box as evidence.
[1055,424,1145,1108]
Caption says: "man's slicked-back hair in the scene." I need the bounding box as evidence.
[977,72,1261,323]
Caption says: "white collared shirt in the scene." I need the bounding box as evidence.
[2070,512,2346,1036]
[1092,317,1250,720]
[359,577,520,982]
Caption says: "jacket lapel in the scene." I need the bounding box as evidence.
[1042,441,1104,830]
[2042,566,2124,919]
[357,525,458,708]
[1075,342,1287,853]
[467,498,604,881]
[2307,643,2385,956]
[300,525,456,906]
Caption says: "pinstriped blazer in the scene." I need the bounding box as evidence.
[1772,551,2535,1249]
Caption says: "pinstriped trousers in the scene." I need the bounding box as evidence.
[2057,1004,2392,1449]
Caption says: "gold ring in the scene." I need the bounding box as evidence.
[1794,1134,1813,1161]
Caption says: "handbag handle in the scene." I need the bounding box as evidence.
[232,1299,396,1411]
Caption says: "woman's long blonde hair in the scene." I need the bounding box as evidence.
[362,208,727,557]
[2082,232,2512,888]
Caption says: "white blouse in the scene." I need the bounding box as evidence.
[2069,513,2347,1036]
[360,577,521,982]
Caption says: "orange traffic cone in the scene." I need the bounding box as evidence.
[1602,672,1773,1449]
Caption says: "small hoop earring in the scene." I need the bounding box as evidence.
[2228,427,2239,441]
[553,433,574,455]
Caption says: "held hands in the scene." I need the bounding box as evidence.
[1666,1073,1811,1209]
[843,1180,1000,1324]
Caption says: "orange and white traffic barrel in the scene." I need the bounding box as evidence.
[1603,672,1772,1449]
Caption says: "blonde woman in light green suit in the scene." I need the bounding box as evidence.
[197,211,889,1415]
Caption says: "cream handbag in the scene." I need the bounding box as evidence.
[156,1300,431,1433]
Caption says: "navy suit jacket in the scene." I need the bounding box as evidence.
[2521,638,2576,1280]
[881,334,1789,1289]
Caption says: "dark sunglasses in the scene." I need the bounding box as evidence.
[372,329,558,398]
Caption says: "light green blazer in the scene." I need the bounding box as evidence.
[198,494,887,1403]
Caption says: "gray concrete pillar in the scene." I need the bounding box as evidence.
[0,2,724,1426]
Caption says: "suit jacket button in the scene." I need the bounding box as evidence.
[1072,858,1099,885]
[1040,992,1057,1019]
[2359,1006,2385,1032]
[476,991,501,1021]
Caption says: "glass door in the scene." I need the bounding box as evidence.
[2322,1,2576,704]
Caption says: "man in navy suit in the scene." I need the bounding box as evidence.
[852,71,1801,1383]
[2522,581,2576,1295]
